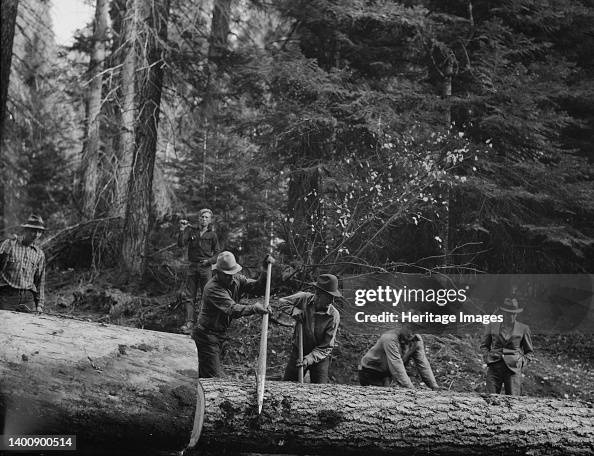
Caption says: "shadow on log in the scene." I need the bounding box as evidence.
[1,311,593,455]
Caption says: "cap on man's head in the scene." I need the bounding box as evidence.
[212,251,242,275]
[312,274,342,297]
[21,214,46,231]
[199,208,213,217]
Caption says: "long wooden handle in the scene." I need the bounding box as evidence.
[256,261,272,414]
[297,321,304,384]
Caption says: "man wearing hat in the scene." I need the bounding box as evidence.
[0,215,46,313]
[480,298,534,395]
[194,251,272,378]
[177,208,220,334]
[358,325,439,389]
[278,274,341,383]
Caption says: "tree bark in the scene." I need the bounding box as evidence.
[200,0,233,190]
[111,0,138,217]
[2,311,592,455]
[80,0,110,220]
[0,310,197,453]
[0,0,19,234]
[196,380,594,456]
[120,0,170,277]
[0,0,18,141]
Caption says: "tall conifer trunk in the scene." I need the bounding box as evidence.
[200,0,232,192]
[0,0,18,141]
[111,0,137,217]
[120,0,170,277]
[0,0,19,233]
[80,0,109,220]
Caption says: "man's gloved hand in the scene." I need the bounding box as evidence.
[179,219,190,231]
[296,355,313,368]
[253,302,270,315]
[262,254,276,269]
[201,259,210,267]
[291,309,304,323]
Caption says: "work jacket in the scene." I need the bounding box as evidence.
[178,225,220,264]
[197,273,266,334]
[278,292,340,365]
[480,321,534,374]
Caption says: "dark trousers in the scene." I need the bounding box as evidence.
[0,286,35,312]
[283,351,330,384]
[358,367,391,387]
[181,264,211,323]
[193,327,224,378]
[486,360,522,395]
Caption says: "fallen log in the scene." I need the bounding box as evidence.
[197,378,594,455]
[0,310,198,453]
[1,311,593,455]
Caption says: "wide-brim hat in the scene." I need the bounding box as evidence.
[199,208,213,217]
[212,251,242,275]
[499,298,523,313]
[21,214,46,231]
[311,274,342,297]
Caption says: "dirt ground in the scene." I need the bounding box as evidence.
[43,268,594,404]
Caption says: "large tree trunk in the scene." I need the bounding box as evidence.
[0,0,18,141]
[0,310,197,453]
[199,0,233,188]
[120,0,170,277]
[80,0,110,220]
[2,311,593,456]
[111,0,138,217]
[0,0,19,234]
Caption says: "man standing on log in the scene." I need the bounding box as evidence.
[278,274,341,384]
[480,298,534,395]
[358,325,439,389]
[0,215,46,313]
[178,208,220,334]
[193,251,273,378]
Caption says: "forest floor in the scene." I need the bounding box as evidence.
[43,268,594,403]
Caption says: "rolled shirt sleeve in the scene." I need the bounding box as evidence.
[410,337,438,389]
[384,337,414,388]
[278,292,305,319]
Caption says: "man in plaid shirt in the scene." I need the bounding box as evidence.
[0,215,46,313]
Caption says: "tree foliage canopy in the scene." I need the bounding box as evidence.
[1,0,592,276]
